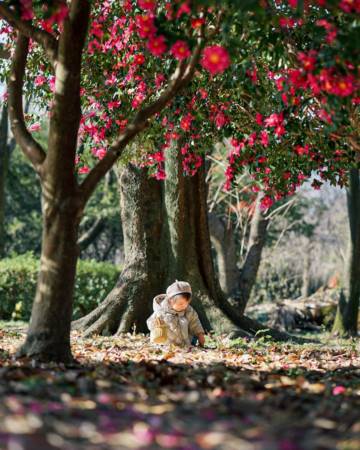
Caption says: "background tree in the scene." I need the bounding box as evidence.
[332,168,360,336]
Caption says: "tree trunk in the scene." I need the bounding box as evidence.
[0,105,10,257]
[163,144,240,332]
[72,163,167,336]
[75,142,298,342]
[13,3,91,361]
[237,195,269,313]
[301,245,311,298]
[209,194,269,314]
[17,194,81,362]
[208,213,239,296]
[332,168,360,337]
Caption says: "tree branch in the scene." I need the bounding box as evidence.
[0,3,58,65]
[79,38,205,206]
[8,32,46,173]
[77,216,106,250]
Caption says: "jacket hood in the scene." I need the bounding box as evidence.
[152,293,187,316]
[153,294,167,312]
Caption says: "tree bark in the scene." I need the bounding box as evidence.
[237,196,269,314]
[17,199,81,361]
[208,213,239,296]
[301,245,311,298]
[75,143,296,342]
[15,2,91,361]
[73,163,167,336]
[0,105,10,258]
[332,168,360,337]
[209,194,269,314]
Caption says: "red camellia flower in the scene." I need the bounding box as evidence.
[200,45,230,75]
[180,113,193,131]
[191,17,205,28]
[138,0,157,11]
[136,14,157,38]
[133,53,145,65]
[147,35,167,57]
[20,0,33,21]
[171,40,191,60]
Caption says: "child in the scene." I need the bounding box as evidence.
[147,280,205,347]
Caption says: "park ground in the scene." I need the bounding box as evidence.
[0,322,359,450]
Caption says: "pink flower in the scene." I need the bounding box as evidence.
[95,148,106,159]
[133,53,145,65]
[246,66,258,84]
[49,76,56,92]
[339,0,360,13]
[255,113,263,125]
[171,40,191,60]
[176,2,191,18]
[332,385,346,396]
[274,125,286,137]
[180,113,193,131]
[136,15,157,38]
[79,166,90,174]
[264,112,283,127]
[199,88,208,99]
[214,111,229,129]
[155,168,166,180]
[34,75,47,87]
[107,100,121,109]
[155,73,166,88]
[138,0,156,11]
[294,145,309,156]
[260,130,269,146]
[297,51,317,71]
[288,0,297,8]
[29,122,41,132]
[20,0,34,21]
[191,18,205,29]
[147,35,167,57]
[260,196,274,211]
[200,45,230,75]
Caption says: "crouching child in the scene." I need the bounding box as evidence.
[146,280,205,347]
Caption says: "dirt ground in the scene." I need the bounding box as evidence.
[0,323,359,450]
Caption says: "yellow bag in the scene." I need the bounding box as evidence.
[150,317,168,344]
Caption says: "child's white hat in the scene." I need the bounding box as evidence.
[166,280,192,299]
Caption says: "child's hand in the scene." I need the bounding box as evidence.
[198,333,205,347]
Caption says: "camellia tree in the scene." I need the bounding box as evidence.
[0,0,359,361]
[74,0,359,339]
[0,0,236,361]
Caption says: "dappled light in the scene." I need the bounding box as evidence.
[0,326,359,450]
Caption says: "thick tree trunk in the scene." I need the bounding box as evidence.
[73,163,167,336]
[12,3,91,361]
[17,195,80,361]
[76,144,296,341]
[0,105,10,257]
[332,169,360,337]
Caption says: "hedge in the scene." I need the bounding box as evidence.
[0,253,120,321]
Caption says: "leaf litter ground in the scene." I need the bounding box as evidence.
[0,323,359,450]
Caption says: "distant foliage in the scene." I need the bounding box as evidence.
[0,253,120,320]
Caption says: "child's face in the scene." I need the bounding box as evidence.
[170,295,190,312]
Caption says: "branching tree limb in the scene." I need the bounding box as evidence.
[8,33,46,174]
[0,3,58,65]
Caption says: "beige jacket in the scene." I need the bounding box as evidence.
[146,294,205,346]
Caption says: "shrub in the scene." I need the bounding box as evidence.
[0,253,120,321]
